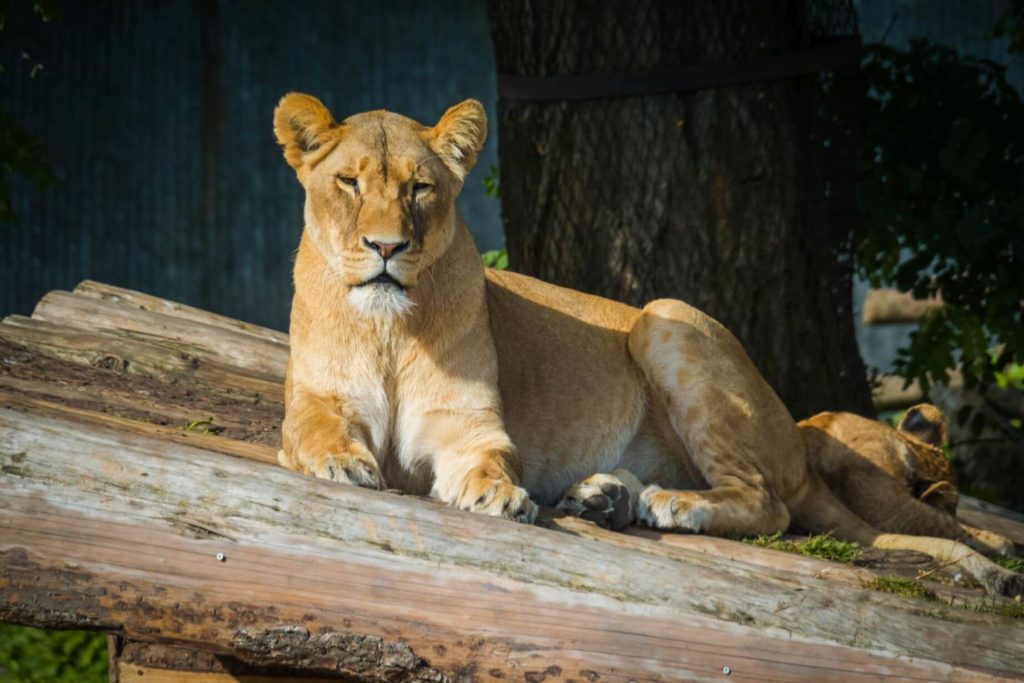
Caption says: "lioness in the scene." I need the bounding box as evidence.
[274,94,1021,597]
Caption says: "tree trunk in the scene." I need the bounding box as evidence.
[488,0,872,419]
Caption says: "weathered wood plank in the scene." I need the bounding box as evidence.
[960,497,1024,547]
[0,379,998,605]
[863,288,944,325]
[0,337,282,446]
[2,321,1017,604]
[0,390,278,465]
[0,315,283,403]
[114,667,325,683]
[112,640,327,683]
[31,291,288,378]
[2,407,1022,681]
[873,374,927,411]
[73,280,289,348]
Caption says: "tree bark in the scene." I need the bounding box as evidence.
[488,0,872,419]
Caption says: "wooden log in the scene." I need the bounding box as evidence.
[872,375,927,411]
[0,389,278,465]
[863,288,944,325]
[31,291,288,378]
[960,497,1024,547]
[111,639,324,683]
[2,406,1023,681]
[6,282,1023,678]
[5,293,1020,592]
[112,666,322,683]
[871,371,966,412]
[0,315,283,403]
[73,280,289,348]
[0,383,998,607]
[113,666,319,683]
[0,336,282,447]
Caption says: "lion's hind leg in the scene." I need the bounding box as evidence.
[835,460,1018,557]
[791,473,1023,598]
[626,300,800,538]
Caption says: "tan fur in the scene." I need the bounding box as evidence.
[275,95,1020,596]
[798,407,1014,557]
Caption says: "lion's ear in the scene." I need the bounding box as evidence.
[898,404,948,446]
[430,99,487,180]
[273,93,336,174]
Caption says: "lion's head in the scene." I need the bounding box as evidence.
[274,93,486,317]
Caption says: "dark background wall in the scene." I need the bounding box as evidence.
[3,0,1019,339]
[1,0,502,330]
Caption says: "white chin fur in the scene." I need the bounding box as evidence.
[348,284,414,319]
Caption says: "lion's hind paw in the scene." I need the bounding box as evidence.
[557,470,641,531]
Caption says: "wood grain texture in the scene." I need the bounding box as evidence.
[3,406,1023,681]
[114,667,327,683]
[0,335,282,447]
[31,291,288,378]
[73,281,289,348]
[1,314,282,403]
[0,390,278,465]
[112,639,333,683]
[116,668,323,683]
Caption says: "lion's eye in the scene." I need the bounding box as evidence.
[336,176,360,194]
[413,182,433,196]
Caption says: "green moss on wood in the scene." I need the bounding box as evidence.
[742,531,860,564]
[992,556,1024,574]
[863,576,938,600]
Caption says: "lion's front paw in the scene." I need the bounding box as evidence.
[557,471,637,531]
[286,439,384,490]
[459,479,537,524]
[311,451,384,490]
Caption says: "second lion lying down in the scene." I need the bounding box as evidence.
[273,93,1021,597]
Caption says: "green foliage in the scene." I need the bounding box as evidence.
[882,409,906,429]
[481,248,508,270]
[863,575,937,600]
[858,40,1024,395]
[182,417,224,435]
[482,163,499,199]
[799,532,862,563]
[992,555,1024,574]
[0,109,55,224]
[743,530,799,553]
[742,531,861,563]
[995,361,1024,390]
[0,624,107,683]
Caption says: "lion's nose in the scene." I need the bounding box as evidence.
[363,238,410,261]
